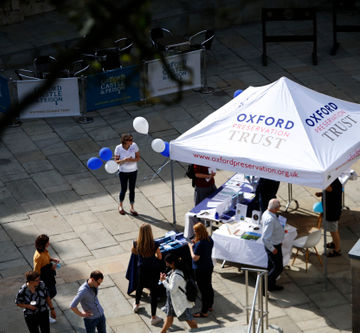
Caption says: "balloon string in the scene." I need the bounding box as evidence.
[143,159,171,181]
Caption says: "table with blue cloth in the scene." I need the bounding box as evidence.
[184,173,257,239]
[125,232,191,295]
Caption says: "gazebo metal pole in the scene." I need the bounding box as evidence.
[322,188,328,290]
[170,160,176,225]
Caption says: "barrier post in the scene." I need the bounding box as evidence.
[8,78,21,127]
[198,47,214,94]
[76,75,93,124]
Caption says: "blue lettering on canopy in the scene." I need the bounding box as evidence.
[236,113,294,129]
[305,102,338,127]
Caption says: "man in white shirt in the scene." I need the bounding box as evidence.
[261,198,284,291]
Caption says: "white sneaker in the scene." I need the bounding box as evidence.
[150,316,162,325]
[133,303,140,313]
[49,316,56,324]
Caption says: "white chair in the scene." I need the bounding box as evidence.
[292,229,322,272]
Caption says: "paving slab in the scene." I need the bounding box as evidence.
[47,190,89,215]
[29,211,73,236]
[65,173,105,196]
[75,222,117,250]
[32,169,72,193]
[48,152,87,176]
[0,195,28,223]
[52,238,92,262]
[3,220,39,246]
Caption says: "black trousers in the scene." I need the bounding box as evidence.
[119,171,137,203]
[265,244,283,289]
[195,267,214,313]
[135,266,159,316]
[24,310,49,333]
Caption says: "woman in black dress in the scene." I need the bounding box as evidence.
[131,223,163,326]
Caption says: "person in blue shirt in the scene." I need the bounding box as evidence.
[70,270,106,333]
[261,198,284,291]
[188,222,214,317]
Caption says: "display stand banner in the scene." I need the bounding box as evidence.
[86,65,141,111]
[17,78,81,119]
[147,49,202,97]
[0,75,11,114]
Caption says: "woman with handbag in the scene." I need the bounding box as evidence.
[159,253,197,333]
[188,222,214,317]
[33,234,59,324]
[131,223,163,326]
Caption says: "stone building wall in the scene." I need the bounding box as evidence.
[0,0,329,27]
[0,0,54,25]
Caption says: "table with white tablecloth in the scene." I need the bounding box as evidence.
[211,218,297,268]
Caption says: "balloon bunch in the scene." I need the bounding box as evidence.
[132,116,170,157]
[87,147,118,174]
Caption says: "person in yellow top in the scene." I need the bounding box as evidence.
[33,234,60,324]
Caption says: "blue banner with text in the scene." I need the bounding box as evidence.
[86,66,141,111]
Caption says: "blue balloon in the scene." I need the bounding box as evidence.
[87,157,103,170]
[313,201,323,213]
[99,147,112,161]
[233,89,243,98]
[161,141,170,157]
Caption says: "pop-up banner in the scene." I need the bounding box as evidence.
[86,65,141,111]
[17,78,81,119]
[0,75,11,114]
[147,49,202,97]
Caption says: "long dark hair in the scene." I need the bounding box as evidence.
[136,223,155,257]
[164,253,193,280]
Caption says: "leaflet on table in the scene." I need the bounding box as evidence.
[212,187,239,201]
[197,208,217,219]
[224,220,262,240]
[158,237,188,252]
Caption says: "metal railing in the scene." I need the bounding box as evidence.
[242,267,269,333]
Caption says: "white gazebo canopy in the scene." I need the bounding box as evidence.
[170,77,360,189]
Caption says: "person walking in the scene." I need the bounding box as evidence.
[70,270,106,333]
[315,178,343,257]
[261,198,285,291]
[159,253,197,333]
[33,234,60,323]
[193,164,216,205]
[188,222,214,318]
[15,270,56,333]
[114,133,140,216]
[131,223,163,326]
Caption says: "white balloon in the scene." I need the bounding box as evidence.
[151,138,165,153]
[133,117,149,134]
[104,160,118,174]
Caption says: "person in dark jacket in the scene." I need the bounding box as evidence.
[188,222,214,317]
[256,178,280,213]
[315,178,343,257]
[193,165,216,205]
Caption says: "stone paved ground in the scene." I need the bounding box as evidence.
[1,7,360,333]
